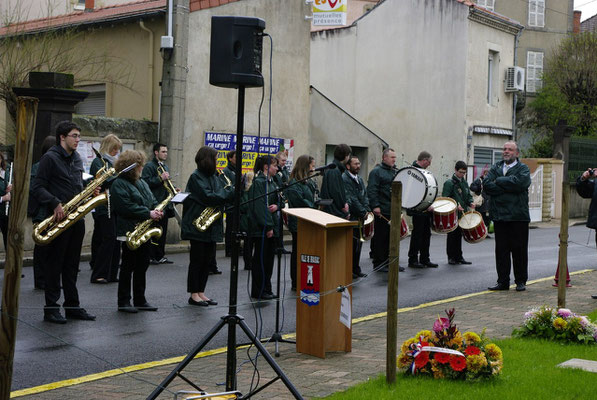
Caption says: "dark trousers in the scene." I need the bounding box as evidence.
[493,221,529,286]
[251,236,275,298]
[243,235,253,270]
[0,214,7,249]
[90,214,120,282]
[149,217,169,260]
[225,218,233,256]
[118,241,150,306]
[446,226,463,261]
[44,220,85,310]
[352,229,363,275]
[33,244,48,289]
[372,215,389,268]
[291,231,298,288]
[187,240,214,293]
[408,214,432,263]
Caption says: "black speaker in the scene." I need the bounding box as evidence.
[209,16,266,88]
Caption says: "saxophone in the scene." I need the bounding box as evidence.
[125,162,175,250]
[32,151,125,246]
[193,170,232,232]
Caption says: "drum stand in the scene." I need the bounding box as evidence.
[147,86,302,400]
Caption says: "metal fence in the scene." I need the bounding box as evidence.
[569,137,597,181]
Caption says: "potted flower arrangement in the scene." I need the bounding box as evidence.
[513,306,597,344]
[397,308,503,380]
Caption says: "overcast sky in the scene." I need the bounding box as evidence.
[575,0,597,21]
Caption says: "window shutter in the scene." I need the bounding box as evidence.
[74,84,106,116]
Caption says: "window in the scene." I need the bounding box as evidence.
[473,147,502,178]
[528,0,545,27]
[526,51,544,93]
[476,0,495,11]
[74,84,106,116]
[487,51,499,106]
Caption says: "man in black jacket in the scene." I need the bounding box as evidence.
[321,144,351,219]
[343,156,369,278]
[576,167,597,299]
[142,143,175,265]
[31,121,96,324]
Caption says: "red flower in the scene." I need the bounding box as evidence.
[414,351,430,369]
[464,346,481,356]
[433,317,450,333]
[449,355,467,371]
[434,352,450,364]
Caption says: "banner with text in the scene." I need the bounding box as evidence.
[312,0,347,26]
[204,132,294,174]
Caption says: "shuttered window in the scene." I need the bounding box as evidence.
[74,84,106,116]
[476,0,495,11]
[528,0,545,27]
[473,147,502,177]
[526,51,544,93]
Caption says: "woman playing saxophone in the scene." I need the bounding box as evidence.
[182,146,234,306]
[110,150,163,313]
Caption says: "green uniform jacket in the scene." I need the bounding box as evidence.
[406,161,430,217]
[181,169,234,242]
[89,156,114,217]
[366,163,395,218]
[483,159,531,222]
[28,163,46,222]
[273,166,290,188]
[111,177,157,236]
[320,159,348,218]
[343,171,370,221]
[442,174,473,217]
[285,178,316,233]
[0,164,11,218]
[222,163,236,187]
[141,157,174,215]
[247,173,279,238]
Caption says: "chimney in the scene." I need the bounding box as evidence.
[573,10,581,34]
[85,0,95,12]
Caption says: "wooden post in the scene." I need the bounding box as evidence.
[554,120,572,308]
[0,96,38,399]
[386,181,402,383]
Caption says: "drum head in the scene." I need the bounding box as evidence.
[394,167,429,209]
[459,212,482,229]
[431,198,456,213]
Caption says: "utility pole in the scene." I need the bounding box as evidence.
[386,181,402,384]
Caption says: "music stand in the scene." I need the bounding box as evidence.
[148,86,302,399]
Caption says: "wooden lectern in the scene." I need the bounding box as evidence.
[283,208,357,358]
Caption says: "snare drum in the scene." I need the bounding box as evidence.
[431,197,458,233]
[400,214,410,240]
[458,211,487,244]
[393,167,438,212]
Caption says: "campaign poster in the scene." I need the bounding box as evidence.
[300,254,321,306]
[312,0,347,26]
[204,131,294,174]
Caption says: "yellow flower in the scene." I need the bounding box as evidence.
[490,359,503,374]
[401,338,417,354]
[448,331,464,348]
[463,331,481,345]
[485,343,503,360]
[397,353,412,368]
[416,330,433,342]
[466,353,488,373]
[553,317,568,330]
[431,360,445,379]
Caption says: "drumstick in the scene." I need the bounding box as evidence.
[434,202,453,212]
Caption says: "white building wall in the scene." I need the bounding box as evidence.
[311,0,470,180]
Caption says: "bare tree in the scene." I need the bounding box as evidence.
[0,0,135,141]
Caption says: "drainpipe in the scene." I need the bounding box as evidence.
[139,20,154,121]
[512,26,524,142]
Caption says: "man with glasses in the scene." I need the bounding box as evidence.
[32,121,96,324]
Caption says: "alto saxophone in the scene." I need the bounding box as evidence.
[32,151,126,245]
[193,170,232,232]
[125,161,175,250]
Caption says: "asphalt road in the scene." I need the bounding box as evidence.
[5,224,597,390]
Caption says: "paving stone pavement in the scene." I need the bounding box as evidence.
[14,270,597,400]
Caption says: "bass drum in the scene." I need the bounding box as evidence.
[393,167,438,212]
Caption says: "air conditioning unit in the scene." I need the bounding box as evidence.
[505,66,525,92]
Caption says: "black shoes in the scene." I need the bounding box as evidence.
[408,262,425,269]
[158,257,173,264]
[448,258,458,265]
[458,259,472,265]
[592,295,597,299]
[252,293,274,300]
[118,304,138,313]
[209,269,223,275]
[135,302,158,311]
[488,284,509,291]
[515,283,526,292]
[65,308,96,320]
[188,297,208,307]
[91,278,109,284]
[423,261,438,268]
[353,272,367,279]
[44,310,67,324]
[205,299,218,306]
[399,266,405,272]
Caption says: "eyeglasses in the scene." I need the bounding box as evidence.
[67,133,81,139]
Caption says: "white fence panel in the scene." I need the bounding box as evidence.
[529,165,543,222]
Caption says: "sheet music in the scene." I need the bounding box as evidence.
[171,192,190,203]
